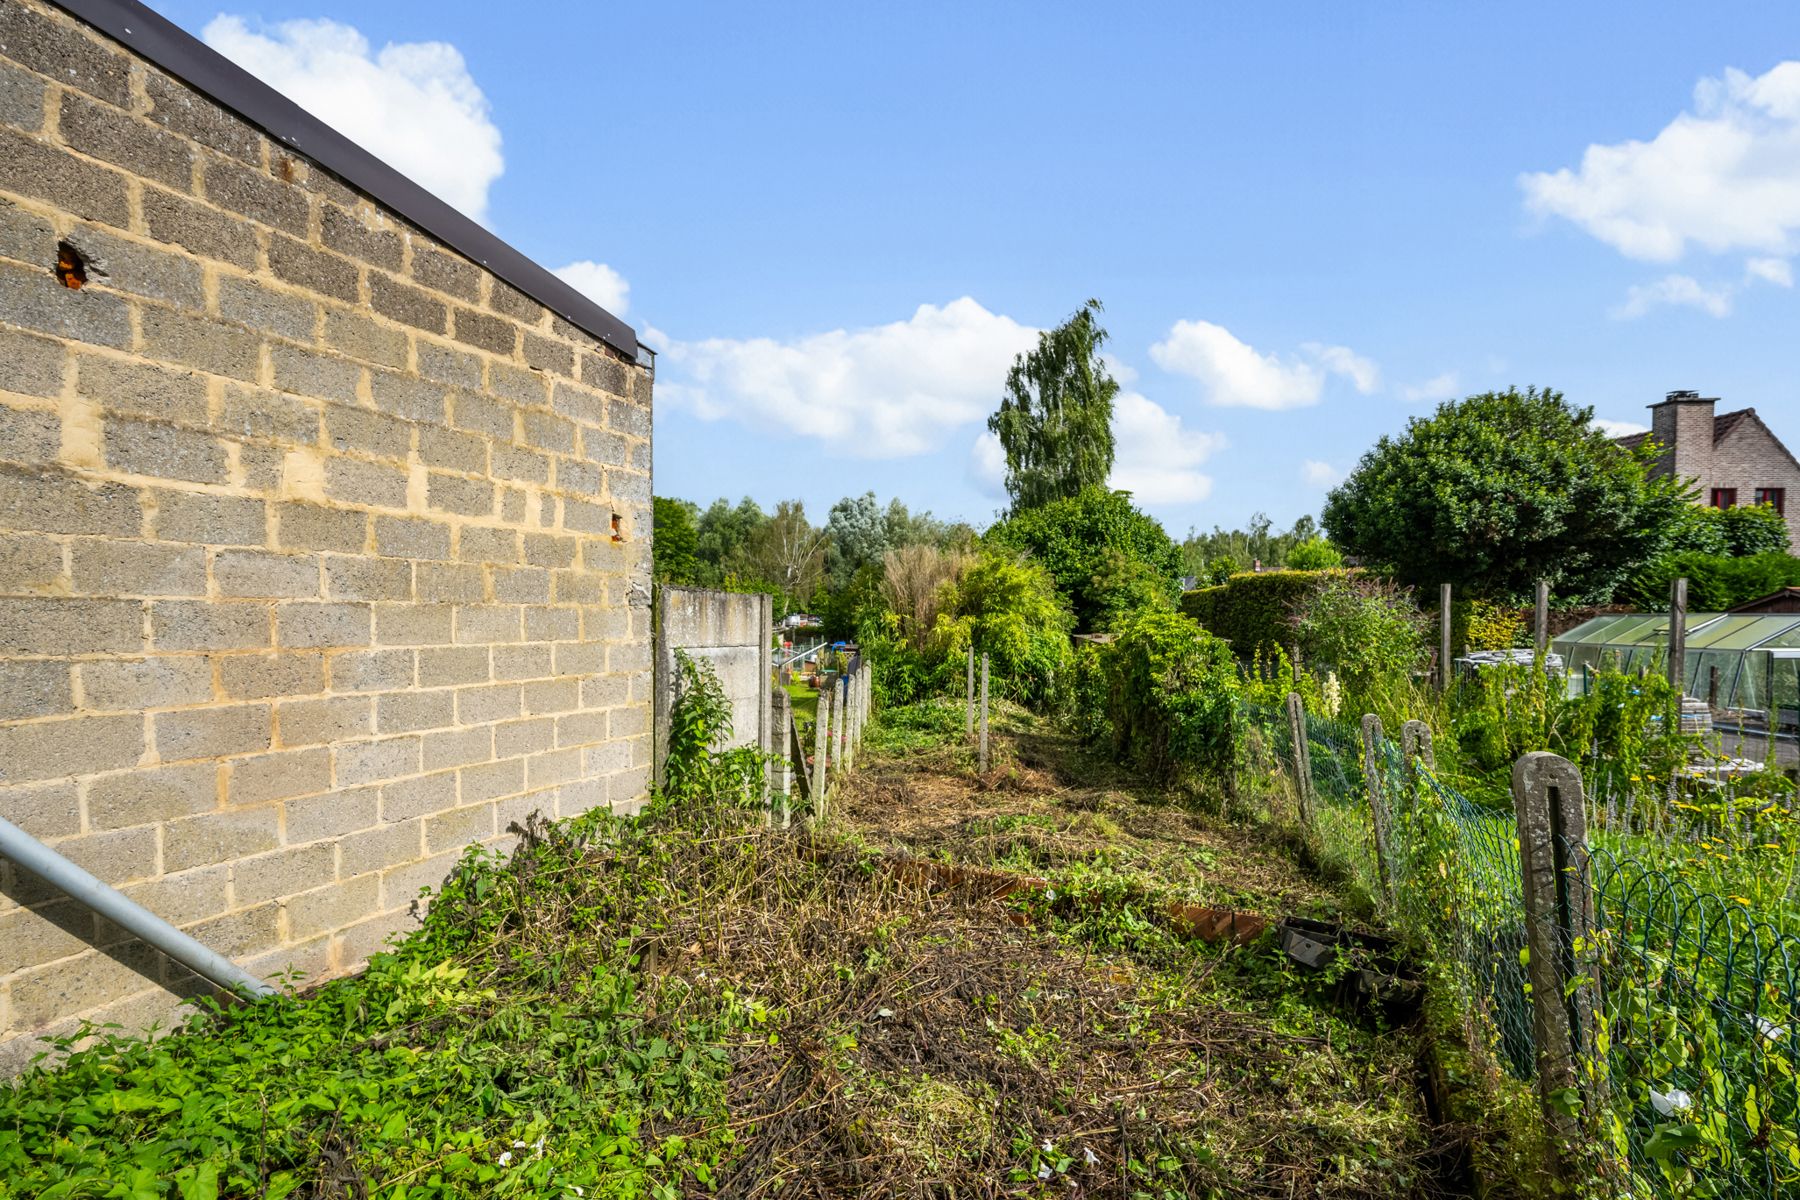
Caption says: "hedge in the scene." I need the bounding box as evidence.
[1178,569,1358,658]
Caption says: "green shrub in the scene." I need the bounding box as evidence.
[1292,575,1430,708]
[942,551,1073,707]
[985,486,1180,630]
[1103,608,1243,789]
[1461,598,1528,651]
[1285,537,1344,570]
[1179,569,1355,659]
[1088,547,1176,632]
[1627,550,1800,610]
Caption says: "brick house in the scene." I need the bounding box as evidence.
[0,0,653,1071]
[1614,391,1800,552]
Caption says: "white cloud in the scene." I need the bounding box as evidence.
[1521,62,1800,262]
[1149,320,1378,410]
[1401,371,1460,403]
[1593,418,1651,439]
[1109,393,1224,504]
[203,16,503,221]
[1746,256,1795,287]
[553,261,630,316]
[1611,274,1733,319]
[654,298,1038,458]
[969,430,1008,496]
[1300,460,1343,489]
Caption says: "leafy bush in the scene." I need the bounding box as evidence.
[985,486,1180,631]
[1660,501,1790,558]
[1087,547,1176,632]
[664,649,766,807]
[1627,550,1800,611]
[1102,609,1243,790]
[1179,569,1354,660]
[1285,537,1344,571]
[1461,598,1528,651]
[941,551,1073,708]
[1291,575,1430,709]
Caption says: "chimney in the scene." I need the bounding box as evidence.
[1647,390,1717,484]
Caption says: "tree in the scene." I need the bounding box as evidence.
[745,500,829,603]
[652,496,702,584]
[1285,537,1344,571]
[988,299,1118,511]
[824,492,891,588]
[986,485,1181,630]
[1322,387,1688,603]
[694,497,768,586]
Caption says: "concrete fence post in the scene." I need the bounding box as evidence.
[1360,713,1395,909]
[814,676,833,810]
[842,671,858,774]
[1767,651,1780,765]
[1285,691,1316,828]
[769,686,794,826]
[1439,583,1453,690]
[1400,719,1435,790]
[966,646,975,739]
[837,672,850,767]
[1534,580,1550,657]
[1512,751,1603,1155]
[979,653,990,773]
[1668,576,1688,693]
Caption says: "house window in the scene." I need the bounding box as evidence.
[1711,488,1738,508]
[1756,487,1786,515]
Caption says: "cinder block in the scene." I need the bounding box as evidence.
[454,605,520,644]
[274,345,363,405]
[325,556,413,602]
[59,87,192,187]
[521,410,576,454]
[526,747,582,789]
[374,602,453,647]
[580,674,630,710]
[203,158,309,238]
[0,596,143,655]
[491,445,549,486]
[491,644,552,681]
[64,220,205,311]
[216,550,322,600]
[0,126,129,231]
[340,816,422,879]
[583,352,631,397]
[76,352,211,425]
[380,849,461,909]
[0,256,131,348]
[489,281,543,326]
[154,703,270,762]
[449,390,512,439]
[78,657,213,711]
[139,307,261,382]
[0,780,80,838]
[579,426,628,467]
[460,526,520,565]
[217,276,317,344]
[150,599,269,651]
[455,683,520,726]
[553,642,605,677]
[418,425,486,473]
[0,659,70,722]
[523,678,580,716]
[551,382,606,426]
[493,717,553,759]
[275,602,371,649]
[277,504,366,555]
[334,735,420,787]
[143,70,261,161]
[284,783,378,844]
[71,539,205,598]
[163,806,280,872]
[379,770,456,823]
[321,206,401,271]
[324,457,408,509]
[323,309,406,370]
[152,490,266,546]
[607,764,651,811]
[522,333,574,377]
[417,645,488,687]
[555,461,602,495]
[8,942,163,1029]
[182,901,281,959]
[368,272,446,333]
[87,761,216,830]
[552,570,602,604]
[425,473,493,517]
[227,746,332,806]
[0,326,64,400]
[564,498,612,535]
[121,865,230,927]
[606,467,651,504]
[1,902,96,973]
[526,607,579,644]
[450,307,515,356]
[376,689,455,735]
[285,874,380,940]
[410,244,480,301]
[232,842,335,907]
[326,648,413,693]
[103,418,227,484]
[141,186,257,270]
[459,756,524,803]
[0,55,46,133]
[425,802,493,854]
[243,933,333,988]
[44,824,159,888]
[0,5,130,105]
[370,370,448,423]
[275,695,370,747]
[217,652,325,701]
[493,567,550,604]
[422,726,491,772]
[415,562,483,603]
[556,710,607,748]
[374,517,452,562]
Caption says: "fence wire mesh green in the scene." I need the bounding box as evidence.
[1247,700,1800,1196]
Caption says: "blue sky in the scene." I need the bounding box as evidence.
[147,1,1800,537]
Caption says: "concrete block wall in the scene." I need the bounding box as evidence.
[0,0,653,1072]
[653,588,772,784]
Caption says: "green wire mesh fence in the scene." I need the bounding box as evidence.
[1245,698,1800,1195]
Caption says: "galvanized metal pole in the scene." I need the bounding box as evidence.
[0,814,276,1000]
[1668,576,1688,693]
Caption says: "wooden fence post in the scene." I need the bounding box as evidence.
[979,653,990,773]
[1360,714,1395,908]
[1534,580,1550,656]
[1512,751,1603,1156]
[1285,691,1315,829]
[1668,576,1688,693]
[1440,583,1453,690]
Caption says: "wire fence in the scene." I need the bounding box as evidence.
[1245,699,1800,1196]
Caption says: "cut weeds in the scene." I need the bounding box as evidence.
[1,698,1465,1199]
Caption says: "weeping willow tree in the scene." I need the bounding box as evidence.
[988,299,1118,512]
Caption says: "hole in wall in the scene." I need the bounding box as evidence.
[55,241,88,290]
[611,513,625,542]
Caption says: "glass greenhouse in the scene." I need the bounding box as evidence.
[1553,613,1800,715]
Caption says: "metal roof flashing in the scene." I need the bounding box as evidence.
[52,0,639,361]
